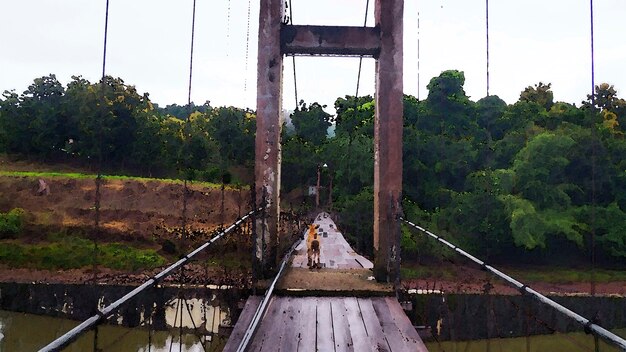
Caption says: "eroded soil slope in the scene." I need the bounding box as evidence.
[0,175,249,242]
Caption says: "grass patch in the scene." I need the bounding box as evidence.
[0,236,165,271]
[0,208,25,238]
[400,264,456,280]
[0,170,245,190]
[205,251,250,270]
[507,268,626,284]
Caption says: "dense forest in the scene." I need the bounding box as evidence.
[1,71,626,267]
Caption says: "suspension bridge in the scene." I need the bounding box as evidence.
[0,0,623,351]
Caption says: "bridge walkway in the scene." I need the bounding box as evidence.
[224,213,428,352]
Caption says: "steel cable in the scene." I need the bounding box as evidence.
[355,0,370,97]
[401,218,626,350]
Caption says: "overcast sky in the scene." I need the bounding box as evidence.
[1,0,625,112]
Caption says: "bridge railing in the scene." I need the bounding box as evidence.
[39,207,264,352]
[401,217,626,351]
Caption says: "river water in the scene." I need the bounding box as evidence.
[0,283,246,351]
[0,309,221,352]
[1,309,624,352]
[1,283,625,351]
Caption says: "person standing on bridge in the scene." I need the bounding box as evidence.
[307,224,321,269]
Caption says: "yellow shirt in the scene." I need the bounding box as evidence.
[307,224,319,248]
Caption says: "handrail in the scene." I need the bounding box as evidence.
[236,237,302,352]
[39,207,263,352]
[401,217,626,351]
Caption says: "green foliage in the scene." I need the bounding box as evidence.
[520,82,554,110]
[0,75,254,182]
[583,203,626,258]
[334,95,374,140]
[0,171,231,190]
[501,195,584,250]
[291,101,333,146]
[4,70,626,266]
[0,208,25,238]
[0,236,165,270]
[335,188,374,256]
[512,132,576,208]
[476,95,507,139]
[208,107,255,166]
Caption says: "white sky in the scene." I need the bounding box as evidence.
[1,0,625,112]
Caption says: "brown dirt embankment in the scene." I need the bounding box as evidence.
[0,175,250,242]
[0,157,253,285]
[402,264,626,297]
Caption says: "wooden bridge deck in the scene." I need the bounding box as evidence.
[224,296,427,352]
[224,213,428,352]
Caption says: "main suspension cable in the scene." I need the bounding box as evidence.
[485,0,490,96]
[226,0,232,57]
[244,0,252,92]
[355,0,370,97]
[417,10,420,100]
[589,0,598,298]
[288,0,299,108]
[92,1,110,349]
[188,0,197,106]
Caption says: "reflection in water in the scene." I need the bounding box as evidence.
[4,309,626,352]
[0,309,228,352]
[426,329,626,352]
[164,297,228,333]
[0,283,246,351]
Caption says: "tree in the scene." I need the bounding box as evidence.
[476,95,507,139]
[500,195,584,250]
[512,132,575,208]
[208,107,255,166]
[0,75,67,158]
[131,112,167,176]
[520,82,554,111]
[424,70,479,138]
[157,101,212,119]
[291,101,333,146]
[178,112,220,176]
[0,90,22,153]
[334,95,374,141]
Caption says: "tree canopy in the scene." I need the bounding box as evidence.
[2,70,626,266]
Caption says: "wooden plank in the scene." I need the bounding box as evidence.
[315,298,335,352]
[383,296,428,351]
[223,296,262,352]
[279,297,304,352]
[297,297,317,352]
[344,297,380,352]
[247,296,282,352]
[330,298,354,352]
[371,297,416,352]
[355,298,390,352]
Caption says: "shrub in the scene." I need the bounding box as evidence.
[0,208,25,238]
[0,237,166,271]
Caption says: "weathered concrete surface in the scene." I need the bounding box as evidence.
[281,25,380,57]
[255,0,405,282]
[255,0,283,270]
[373,0,404,283]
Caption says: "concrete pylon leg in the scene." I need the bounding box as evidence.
[255,0,283,275]
[255,0,404,282]
[373,0,403,283]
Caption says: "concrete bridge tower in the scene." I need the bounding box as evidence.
[254,0,403,282]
